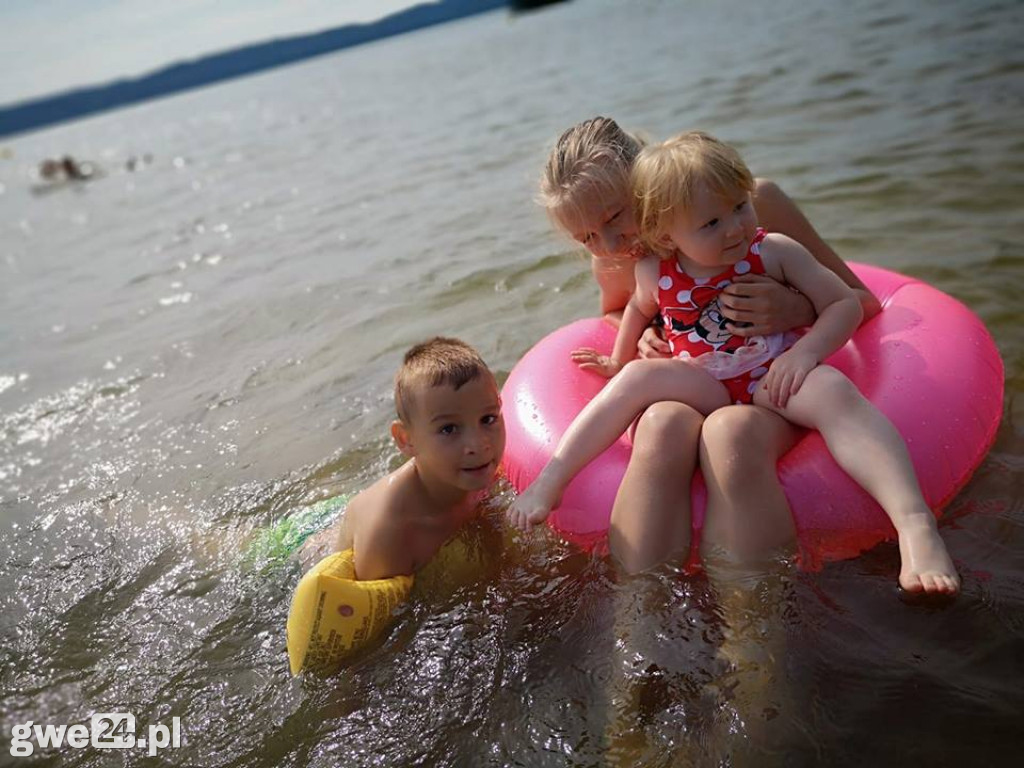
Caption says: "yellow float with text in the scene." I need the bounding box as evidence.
[287,549,413,675]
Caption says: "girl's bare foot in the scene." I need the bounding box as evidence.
[896,509,960,595]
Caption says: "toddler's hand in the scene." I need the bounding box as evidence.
[571,347,623,378]
[763,348,818,408]
[507,494,552,532]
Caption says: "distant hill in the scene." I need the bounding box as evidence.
[0,0,508,139]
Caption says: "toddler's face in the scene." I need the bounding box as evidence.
[555,182,642,261]
[664,184,758,274]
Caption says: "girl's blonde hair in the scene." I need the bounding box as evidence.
[539,117,645,228]
[632,131,755,257]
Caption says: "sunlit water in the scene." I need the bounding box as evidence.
[1,0,1022,764]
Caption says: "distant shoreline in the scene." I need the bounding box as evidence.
[0,0,507,140]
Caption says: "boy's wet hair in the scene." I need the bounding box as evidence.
[394,337,492,424]
[539,116,645,230]
[632,131,755,258]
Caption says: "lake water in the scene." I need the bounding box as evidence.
[1,0,1022,765]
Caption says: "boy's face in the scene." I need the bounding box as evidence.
[664,184,758,274]
[556,181,643,261]
[397,375,505,493]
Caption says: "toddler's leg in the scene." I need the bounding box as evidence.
[509,359,729,530]
[754,366,959,595]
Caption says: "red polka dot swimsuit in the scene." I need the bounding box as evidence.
[658,228,795,404]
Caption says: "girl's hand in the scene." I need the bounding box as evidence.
[762,348,818,408]
[720,274,816,337]
[571,347,624,378]
[638,324,671,359]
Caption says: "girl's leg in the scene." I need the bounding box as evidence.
[599,405,705,765]
[754,365,959,594]
[698,407,802,748]
[609,402,703,574]
[510,359,729,527]
[699,405,800,562]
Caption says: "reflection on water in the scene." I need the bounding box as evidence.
[1,0,1022,764]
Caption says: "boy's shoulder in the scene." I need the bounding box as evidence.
[346,464,421,578]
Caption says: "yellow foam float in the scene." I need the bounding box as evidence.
[286,549,413,675]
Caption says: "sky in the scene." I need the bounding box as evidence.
[0,0,428,107]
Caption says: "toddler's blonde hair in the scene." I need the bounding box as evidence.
[539,117,645,229]
[632,131,755,257]
[394,337,493,424]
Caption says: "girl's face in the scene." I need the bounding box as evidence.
[555,182,643,261]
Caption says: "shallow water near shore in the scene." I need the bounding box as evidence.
[1,0,1023,764]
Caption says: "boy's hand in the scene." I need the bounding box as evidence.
[571,347,624,378]
[763,347,818,408]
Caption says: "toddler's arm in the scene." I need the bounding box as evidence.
[760,234,863,405]
[573,257,660,377]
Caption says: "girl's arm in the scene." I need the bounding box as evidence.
[721,179,881,337]
[755,179,880,319]
[774,235,862,358]
[592,256,635,327]
[574,258,660,377]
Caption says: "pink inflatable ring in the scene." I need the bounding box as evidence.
[502,263,1004,566]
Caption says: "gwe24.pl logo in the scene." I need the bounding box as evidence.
[9,713,181,757]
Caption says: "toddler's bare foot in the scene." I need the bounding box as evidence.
[896,509,959,595]
[507,471,563,532]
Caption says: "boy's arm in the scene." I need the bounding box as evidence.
[335,512,354,552]
[353,525,413,581]
[574,257,660,377]
[348,496,415,581]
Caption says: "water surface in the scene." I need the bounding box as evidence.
[1,0,1022,764]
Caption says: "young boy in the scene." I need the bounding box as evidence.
[324,336,506,580]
